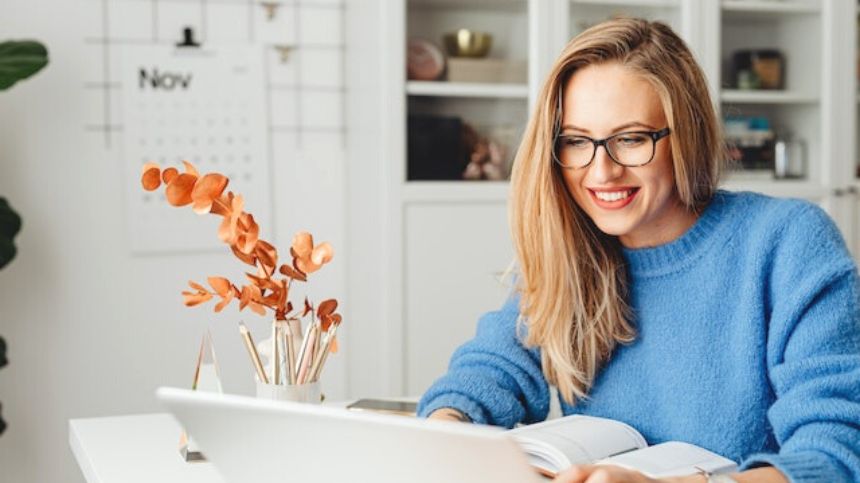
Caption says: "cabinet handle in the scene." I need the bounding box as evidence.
[833,188,846,197]
[847,186,858,196]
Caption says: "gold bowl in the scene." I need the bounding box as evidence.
[443,29,493,58]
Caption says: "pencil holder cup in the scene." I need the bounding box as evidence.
[255,380,323,404]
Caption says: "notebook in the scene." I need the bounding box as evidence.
[510,414,738,479]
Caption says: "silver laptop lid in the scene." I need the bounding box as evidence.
[157,387,543,483]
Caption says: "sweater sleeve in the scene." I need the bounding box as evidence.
[740,203,860,483]
[416,294,550,428]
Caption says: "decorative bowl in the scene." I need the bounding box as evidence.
[443,29,492,58]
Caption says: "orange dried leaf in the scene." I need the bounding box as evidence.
[291,232,313,259]
[302,297,313,317]
[191,173,229,214]
[183,280,212,307]
[182,160,199,177]
[213,290,234,312]
[162,167,179,184]
[231,244,257,266]
[207,276,232,296]
[255,240,277,268]
[279,264,307,282]
[317,299,338,318]
[249,302,266,316]
[218,194,244,243]
[245,273,279,291]
[239,285,252,310]
[166,173,197,206]
[236,213,260,255]
[210,193,230,216]
[141,163,161,191]
[310,242,334,266]
[188,280,207,292]
[296,257,321,275]
[182,291,213,307]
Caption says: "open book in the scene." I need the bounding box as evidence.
[509,415,738,479]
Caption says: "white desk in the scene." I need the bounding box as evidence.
[69,413,226,483]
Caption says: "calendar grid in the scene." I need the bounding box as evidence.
[83,0,346,150]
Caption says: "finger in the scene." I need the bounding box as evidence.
[553,464,596,482]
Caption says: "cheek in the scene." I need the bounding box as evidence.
[559,168,587,204]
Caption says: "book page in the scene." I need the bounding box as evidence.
[598,441,738,478]
[509,415,647,473]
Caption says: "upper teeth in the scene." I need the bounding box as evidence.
[595,190,632,202]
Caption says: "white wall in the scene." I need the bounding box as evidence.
[0,1,351,482]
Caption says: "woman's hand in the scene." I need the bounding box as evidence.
[552,465,700,483]
[427,408,472,423]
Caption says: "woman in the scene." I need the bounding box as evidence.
[417,18,860,483]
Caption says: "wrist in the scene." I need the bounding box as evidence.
[664,474,707,483]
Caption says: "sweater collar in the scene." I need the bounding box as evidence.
[621,190,730,276]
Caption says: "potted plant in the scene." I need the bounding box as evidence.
[0,39,49,435]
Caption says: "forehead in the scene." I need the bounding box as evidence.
[561,62,665,129]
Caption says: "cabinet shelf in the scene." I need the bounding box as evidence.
[571,0,679,7]
[406,81,530,99]
[720,89,818,104]
[721,1,820,15]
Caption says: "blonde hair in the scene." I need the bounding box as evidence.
[509,18,724,404]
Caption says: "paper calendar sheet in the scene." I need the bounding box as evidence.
[121,44,271,254]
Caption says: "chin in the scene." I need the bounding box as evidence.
[590,217,635,238]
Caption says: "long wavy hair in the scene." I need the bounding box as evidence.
[509,18,725,404]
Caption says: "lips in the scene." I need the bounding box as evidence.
[588,187,640,209]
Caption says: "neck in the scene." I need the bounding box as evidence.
[619,198,698,249]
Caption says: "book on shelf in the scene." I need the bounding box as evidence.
[509,415,738,479]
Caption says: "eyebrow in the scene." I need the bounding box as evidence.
[560,122,658,134]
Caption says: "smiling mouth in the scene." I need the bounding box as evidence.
[588,188,640,208]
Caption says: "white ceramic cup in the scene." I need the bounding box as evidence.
[255,380,322,404]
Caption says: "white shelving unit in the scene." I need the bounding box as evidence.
[347,0,860,398]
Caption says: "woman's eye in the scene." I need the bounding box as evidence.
[564,137,590,148]
[617,135,647,146]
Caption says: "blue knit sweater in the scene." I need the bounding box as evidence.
[417,190,860,482]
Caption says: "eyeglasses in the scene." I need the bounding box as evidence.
[552,127,671,169]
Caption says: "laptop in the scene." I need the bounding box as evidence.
[157,387,545,483]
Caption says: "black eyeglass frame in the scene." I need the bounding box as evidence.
[552,127,672,169]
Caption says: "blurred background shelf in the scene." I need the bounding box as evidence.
[721,1,821,15]
[406,81,529,99]
[720,89,818,104]
[401,181,510,203]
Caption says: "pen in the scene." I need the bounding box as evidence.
[239,322,269,384]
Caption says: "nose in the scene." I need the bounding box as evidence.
[588,144,625,183]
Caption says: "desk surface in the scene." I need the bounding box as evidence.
[69,413,226,483]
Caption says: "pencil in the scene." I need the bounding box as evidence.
[239,322,269,384]
[296,324,319,385]
[310,323,339,382]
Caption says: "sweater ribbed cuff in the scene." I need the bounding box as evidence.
[417,393,488,425]
[741,451,837,483]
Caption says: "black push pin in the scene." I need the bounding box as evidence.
[261,2,281,21]
[176,26,201,48]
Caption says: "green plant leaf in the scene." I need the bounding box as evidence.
[0,40,49,91]
[0,198,22,270]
